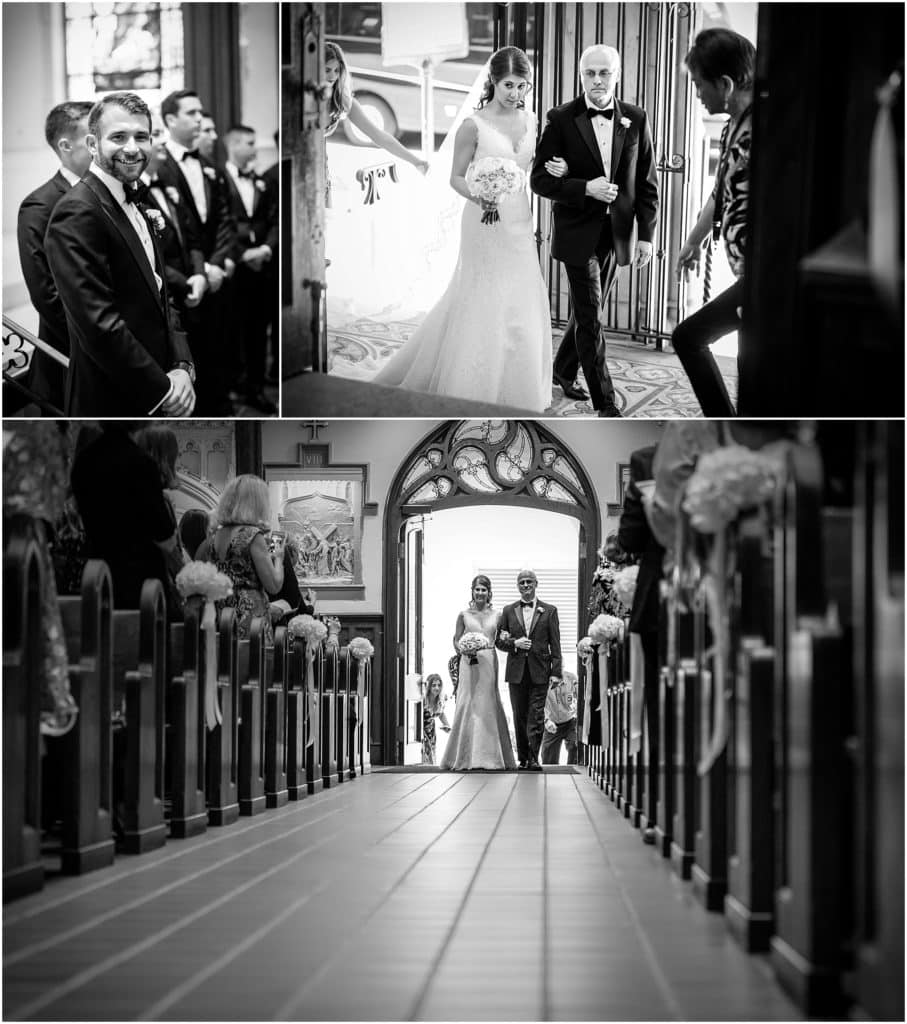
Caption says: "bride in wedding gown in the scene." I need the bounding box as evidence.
[374,47,567,413]
[441,574,516,771]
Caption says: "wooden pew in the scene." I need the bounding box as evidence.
[331,644,350,782]
[342,648,361,779]
[285,635,308,800]
[57,561,116,874]
[320,643,339,788]
[305,640,323,794]
[206,608,240,825]
[3,518,46,899]
[115,579,168,854]
[238,617,267,816]
[264,625,289,807]
[167,599,208,838]
[845,422,904,1022]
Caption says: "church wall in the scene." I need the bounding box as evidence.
[260,419,664,616]
[238,2,279,172]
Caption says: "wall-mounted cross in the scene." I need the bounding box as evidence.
[302,420,328,442]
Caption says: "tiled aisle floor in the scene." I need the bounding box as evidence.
[3,771,802,1022]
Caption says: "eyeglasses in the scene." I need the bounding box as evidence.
[518,580,536,587]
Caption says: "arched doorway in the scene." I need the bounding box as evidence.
[383,419,601,765]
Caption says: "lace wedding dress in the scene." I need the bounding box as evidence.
[441,608,517,771]
[373,110,553,412]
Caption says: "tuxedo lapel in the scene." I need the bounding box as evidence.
[163,151,203,230]
[51,170,70,198]
[528,603,544,636]
[150,186,184,246]
[82,174,165,317]
[610,98,627,181]
[573,98,605,175]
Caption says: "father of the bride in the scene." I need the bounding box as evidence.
[45,91,196,417]
[496,570,563,771]
[531,44,658,418]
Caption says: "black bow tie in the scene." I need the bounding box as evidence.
[520,601,534,609]
[237,169,255,180]
[123,183,148,205]
[182,149,199,161]
[587,106,614,120]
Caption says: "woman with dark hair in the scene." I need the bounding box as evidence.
[673,27,756,416]
[441,574,516,771]
[322,41,429,204]
[178,508,211,561]
[420,673,452,765]
[374,47,569,412]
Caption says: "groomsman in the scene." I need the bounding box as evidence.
[224,124,278,414]
[16,100,93,411]
[157,89,238,414]
[197,111,219,162]
[45,92,195,417]
[262,131,280,385]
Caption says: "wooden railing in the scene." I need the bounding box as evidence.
[2,518,374,902]
[579,433,904,1020]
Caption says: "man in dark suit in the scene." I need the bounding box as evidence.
[157,89,238,414]
[45,92,196,417]
[261,130,280,385]
[224,124,278,414]
[495,570,563,771]
[617,444,664,841]
[531,44,659,417]
[16,100,93,412]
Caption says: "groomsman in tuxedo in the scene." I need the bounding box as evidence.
[224,124,278,414]
[157,89,238,414]
[617,444,664,842]
[16,101,93,411]
[142,111,208,318]
[44,92,195,417]
[531,44,659,417]
[197,111,219,162]
[262,131,280,385]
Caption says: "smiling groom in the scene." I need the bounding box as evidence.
[531,44,658,417]
[496,569,563,771]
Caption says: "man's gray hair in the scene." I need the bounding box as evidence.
[579,44,621,67]
[516,569,538,582]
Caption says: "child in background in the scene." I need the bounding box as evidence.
[540,670,578,765]
[422,673,452,765]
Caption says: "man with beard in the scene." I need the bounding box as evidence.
[45,92,195,417]
[16,100,93,412]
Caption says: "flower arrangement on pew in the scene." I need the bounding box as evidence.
[323,615,342,648]
[175,562,233,729]
[458,631,491,666]
[682,445,780,534]
[612,564,639,614]
[587,532,636,618]
[348,636,375,695]
[588,613,625,653]
[288,614,328,689]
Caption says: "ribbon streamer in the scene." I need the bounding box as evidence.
[201,598,222,731]
[580,650,595,744]
[306,690,317,749]
[598,646,610,749]
[356,656,368,697]
[698,530,729,775]
[629,633,645,756]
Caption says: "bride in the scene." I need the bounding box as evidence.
[374,47,567,413]
[441,575,516,771]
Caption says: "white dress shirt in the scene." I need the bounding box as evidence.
[520,597,537,635]
[59,165,82,187]
[165,138,207,222]
[584,94,615,180]
[226,161,256,219]
[87,163,162,291]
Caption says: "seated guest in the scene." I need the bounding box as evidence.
[268,535,316,625]
[207,474,283,642]
[17,100,93,412]
[71,421,183,620]
[178,507,211,561]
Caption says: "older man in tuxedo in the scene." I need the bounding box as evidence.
[224,124,278,414]
[531,44,659,417]
[156,89,238,414]
[45,92,196,417]
[16,100,93,411]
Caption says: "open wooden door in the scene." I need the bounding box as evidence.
[394,515,426,764]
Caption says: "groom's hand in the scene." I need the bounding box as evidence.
[515,637,532,651]
[633,241,653,269]
[586,177,618,203]
[161,369,195,417]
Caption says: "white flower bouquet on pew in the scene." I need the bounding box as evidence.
[612,565,639,613]
[683,446,779,533]
[348,636,375,660]
[458,631,491,665]
[287,613,327,645]
[588,613,625,649]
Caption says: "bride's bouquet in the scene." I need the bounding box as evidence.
[466,156,525,225]
[458,631,491,665]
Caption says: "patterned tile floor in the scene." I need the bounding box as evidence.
[4,771,801,1022]
[327,315,738,419]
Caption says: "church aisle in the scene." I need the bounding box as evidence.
[4,771,801,1022]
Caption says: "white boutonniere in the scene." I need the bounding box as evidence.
[144,208,165,237]
[203,166,217,181]
[254,179,266,192]
[619,116,632,129]
[165,186,180,205]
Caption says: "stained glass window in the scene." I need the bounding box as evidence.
[65,2,184,109]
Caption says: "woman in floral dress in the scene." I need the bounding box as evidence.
[208,475,284,643]
[421,673,451,765]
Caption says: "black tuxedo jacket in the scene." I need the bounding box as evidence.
[16,170,72,407]
[531,95,659,266]
[145,179,205,308]
[496,600,563,685]
[155,150,238,267]
[45,173,191,416]
[224,168,278,255]
[617,445,664,635]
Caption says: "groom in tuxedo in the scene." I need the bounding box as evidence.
[45,92,196,416]
[496,570,563,771]
[531,44,659,417]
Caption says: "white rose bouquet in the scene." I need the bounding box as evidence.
[612,565,640,613]
[682,446,779,534]
[175,561,233,603]
[348,636,375,660]
[588,613,625,648]
[287,613,328,645]
[466,156,525,225]
[458,631,491,665]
